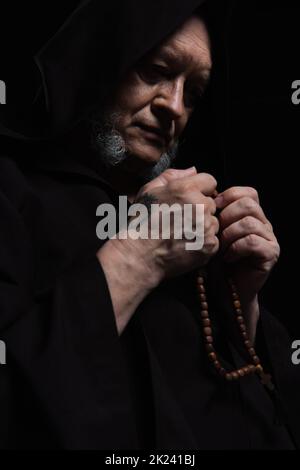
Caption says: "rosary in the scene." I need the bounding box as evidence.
[196,270,275,391]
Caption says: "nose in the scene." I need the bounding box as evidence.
[152,78,186,120]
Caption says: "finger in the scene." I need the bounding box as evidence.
[221,217,276,251]
[215,187,259,210]
[203,214,219,235]
[169,172,218,197]
[212,215,220,235]
[146,167,197,190]
[219,197,268,231]
[189,195,216,215]
[223,234,280,265]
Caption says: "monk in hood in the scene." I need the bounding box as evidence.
[0,0,299,450]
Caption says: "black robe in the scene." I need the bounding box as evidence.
[0,148,299,450]
[0,0,300,450]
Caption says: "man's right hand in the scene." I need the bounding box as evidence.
[130,166,219,280]
[97,167,219,333]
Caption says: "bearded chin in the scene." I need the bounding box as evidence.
[90,113,179,182]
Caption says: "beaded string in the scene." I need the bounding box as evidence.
[196,271,275,391]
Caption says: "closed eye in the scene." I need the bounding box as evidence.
[138,62,172,84]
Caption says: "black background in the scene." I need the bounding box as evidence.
[228,1,300,336]
[0,0,300,336]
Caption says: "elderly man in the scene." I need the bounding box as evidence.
[0,0,299,450]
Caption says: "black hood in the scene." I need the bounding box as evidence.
[0,0,231,185]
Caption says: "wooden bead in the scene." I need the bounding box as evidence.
[196,270,274,387]
[208,352,217,362]
[205,344,214,353]
[253,356,260,365]
[197,285,205,294]
[204,327,212,336]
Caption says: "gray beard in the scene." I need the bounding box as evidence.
[90,112,179,181]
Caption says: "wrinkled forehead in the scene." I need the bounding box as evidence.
[140,15,212,75]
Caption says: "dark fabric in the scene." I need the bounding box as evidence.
[0,0,228,188]
[0,152,299,449]
[0,0,209,138]
[0,0,299,451]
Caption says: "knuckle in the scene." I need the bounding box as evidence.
[218,210,226,227]
[273,240,281,259]
[163,168,179,178]
[205,197,216,214]
[240,197,257,212]
[246,187,259,201]
[213,216,220,234]
[230,240,239,254]
[228,187,241,200]
[204,216,211,232]
[242,216,257,232]
[200,172,217,188]
[222,226,230,241]
[206,235,219,253]
[245,233,260,247]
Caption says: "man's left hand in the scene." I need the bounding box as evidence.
[215,187,280,313]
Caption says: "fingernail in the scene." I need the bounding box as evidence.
[185,166,197,174]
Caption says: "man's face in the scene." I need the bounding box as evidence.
[101,15,212,171]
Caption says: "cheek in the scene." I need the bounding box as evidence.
[115,75,154,120]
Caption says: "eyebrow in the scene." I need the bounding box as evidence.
[155,46,212,86]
